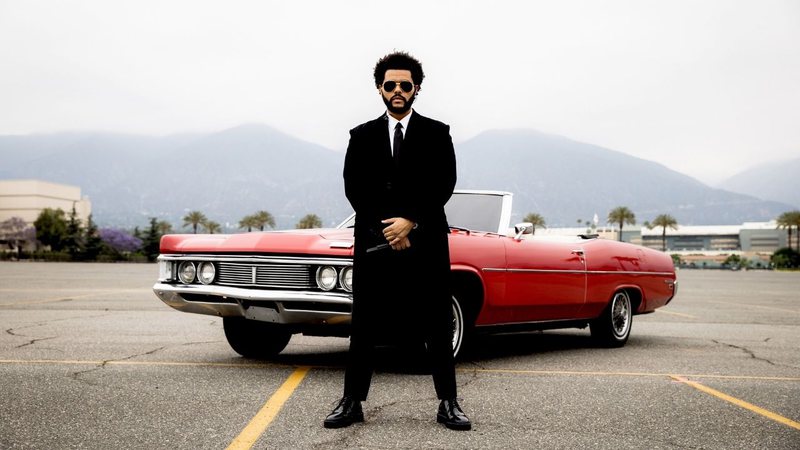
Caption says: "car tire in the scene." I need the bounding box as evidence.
[222,317,292,359]
[590,290,632,348]
[451,295,466,358]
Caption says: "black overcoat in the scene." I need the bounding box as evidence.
[343,111,457,338]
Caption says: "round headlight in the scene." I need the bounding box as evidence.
[339,266,353,292]
[178,261,196,284]
[197,262,216,285]
[316,266,338,291]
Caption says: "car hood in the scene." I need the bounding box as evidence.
[160,228,355,257]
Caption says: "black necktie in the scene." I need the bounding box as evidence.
[393,122,403,163]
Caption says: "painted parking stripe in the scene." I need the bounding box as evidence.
[2,358,797,433]
[670,375,800,431]
[706,300,799,315]
[0,290,138,306]
[655,309,697,319]
[460,367,800,382]
[226,366,310,450]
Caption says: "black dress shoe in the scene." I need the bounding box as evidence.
[324,396,364,429]
[437,398,471,430]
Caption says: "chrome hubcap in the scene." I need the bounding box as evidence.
[451,296,464,356]
[611,292,631,338]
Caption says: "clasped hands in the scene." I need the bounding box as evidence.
[381,217,415,251]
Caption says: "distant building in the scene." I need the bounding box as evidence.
[542,221,787,254]
[639,222,786,252]
[0,179,92,225]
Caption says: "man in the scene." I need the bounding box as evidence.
[324,51,471,431]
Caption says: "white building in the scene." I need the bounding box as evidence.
[0,179,92,225]
[541,221,787,253]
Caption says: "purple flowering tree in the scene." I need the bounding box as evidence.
[99,228,143,254]
[0,217,35,257]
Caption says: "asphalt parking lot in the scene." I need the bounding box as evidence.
[1,262,798,449]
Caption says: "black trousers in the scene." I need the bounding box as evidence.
[343,245,457,401]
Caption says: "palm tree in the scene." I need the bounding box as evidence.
[647,214,678,251]
[238,214,259,232]
[522,213,546,235]
[253,210,276,231]
[792,211,800,253]
[607,206,636,242]
[296,214,323,229]
[182,211,207,234]
[203,220,222,234]
[777,210,800,252]
[156,221,173,235]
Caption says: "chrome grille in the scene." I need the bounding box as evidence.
[217,262,313,289]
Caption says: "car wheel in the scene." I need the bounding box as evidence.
[222,317,292,359]
[451,295,465,358]
[590,290,632,348]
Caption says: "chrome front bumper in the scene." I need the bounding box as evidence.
[152,283,353,326]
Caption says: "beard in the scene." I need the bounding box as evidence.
[383,93,415,115]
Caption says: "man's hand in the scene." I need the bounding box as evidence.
[390,236,411,251]
[381,217,415,250]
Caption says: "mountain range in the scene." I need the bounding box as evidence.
[0,124,795,230]
[717,158,800,210]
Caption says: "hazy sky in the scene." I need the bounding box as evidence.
[1,0,798,184]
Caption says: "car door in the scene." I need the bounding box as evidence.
[498,237,587,322]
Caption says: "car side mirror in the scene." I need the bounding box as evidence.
[514,222,533,240]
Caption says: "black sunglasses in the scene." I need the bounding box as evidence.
[382,80,414,93]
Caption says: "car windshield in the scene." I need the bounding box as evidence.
[444,192,505,232]
[337,191,508,233]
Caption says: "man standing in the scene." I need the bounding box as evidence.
[324,51,470,431]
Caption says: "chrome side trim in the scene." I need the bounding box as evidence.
[587,270,675,276]
[475,317,590,328]
[482,268,674,276]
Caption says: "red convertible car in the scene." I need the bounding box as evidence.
[153,191,677,358]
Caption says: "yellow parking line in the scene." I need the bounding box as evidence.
[655,309,697,319]
[0,291,123,306]
[226,367,310,450]
[670,375,800,431]
[462,368,800,382]
[706,300,799,315]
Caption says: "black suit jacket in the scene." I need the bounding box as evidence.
[343,111,456,240]
[343,111,457,326]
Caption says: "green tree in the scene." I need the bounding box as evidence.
[777,210,800,252]
[607,206,636,242]
[63,206,85,260]
[770,247,800,269]
[521,213,546,235]
[142,217,162,261]
[239,214,259,232]
[0,217,31,259]
[646,214,678,251]
[84,215,103,260]
[296,214,323,229]
[722,254,744,269]
[34,208,68,251]
[253,210,276,231]
[182,211,208,234]
[670,254,682,266]
[203,220,222,234]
